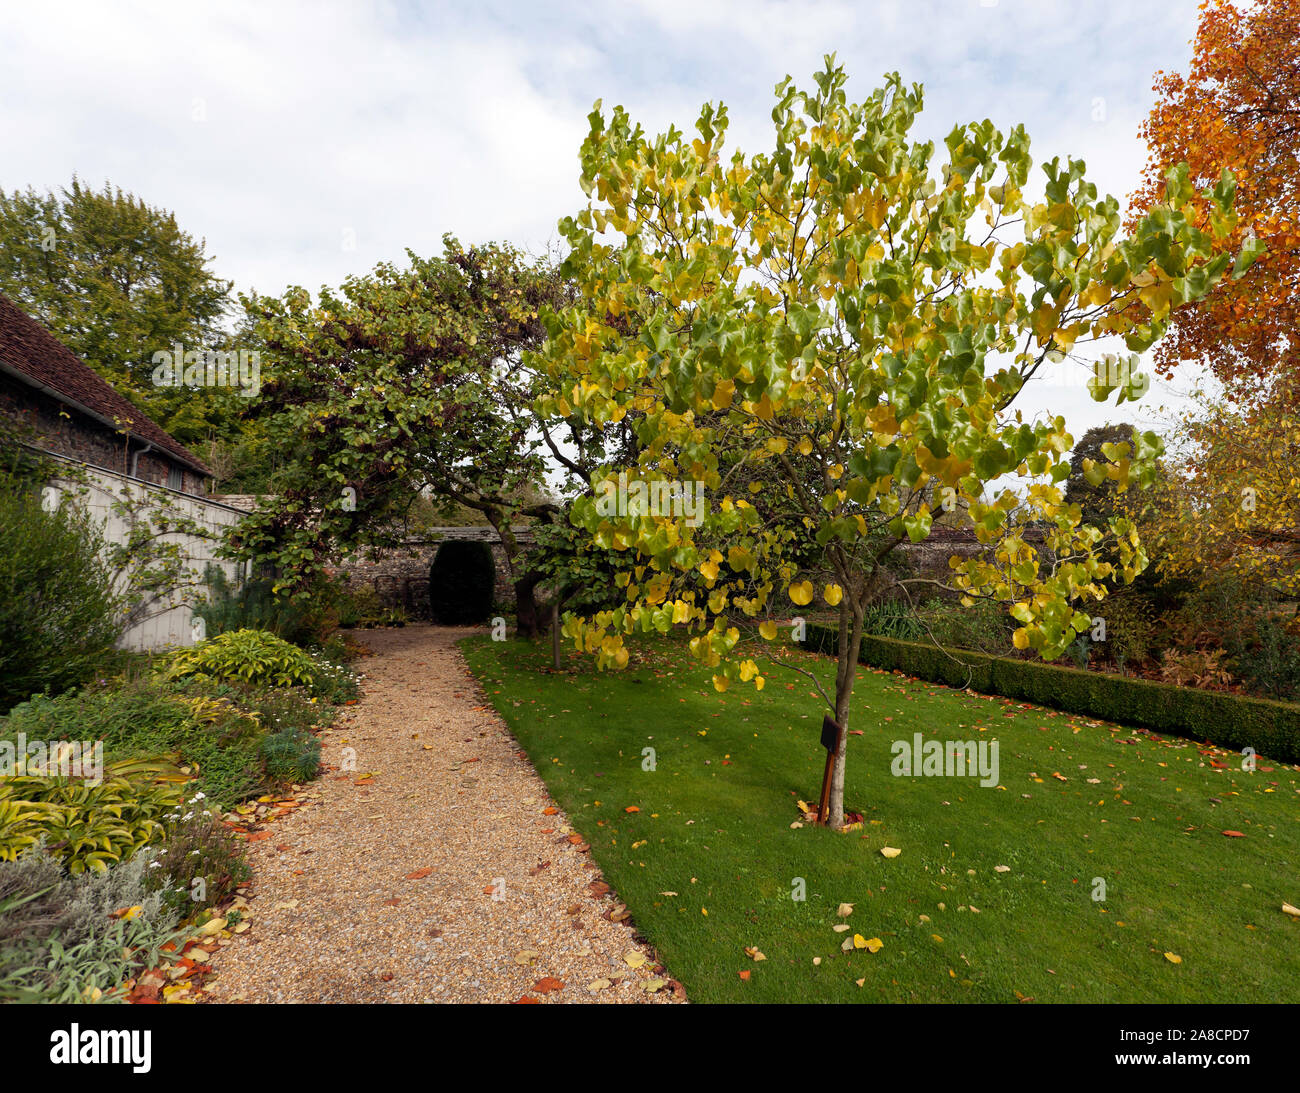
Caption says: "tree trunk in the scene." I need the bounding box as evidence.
[828,597,866,829]
[551,597,561,670]
[513,570,544,638]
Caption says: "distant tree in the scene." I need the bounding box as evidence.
[0,177,235,443]
[1125,390,1300,600]
[228,237,617,636]
[1065,423,1137,526]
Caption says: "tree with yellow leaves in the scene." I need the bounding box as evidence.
[1124,390,1300,600]
[533,60,1249,827]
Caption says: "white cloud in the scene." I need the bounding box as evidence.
[0,0,1212,443]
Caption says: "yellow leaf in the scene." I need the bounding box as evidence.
[880,846,901,859]
[1163,952,1182,965]
[824,584,843,606]
[759,620,778,641]
[788,580,813,606]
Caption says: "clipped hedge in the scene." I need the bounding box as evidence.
[801,623,1300,765]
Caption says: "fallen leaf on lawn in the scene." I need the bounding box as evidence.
[738,970,751,980]
[1281,903,1300,918]
[855,978,865,987]
[861,936,884,953]
[880,847,901,859]
[1164,952,1182,964]
[624,806,640,813]
[832,924,850,933]
[836,902,854,918]
[841,937,854,952]
[994,865,1011,873]
[744,946,766,961]
[405,868,433,880]
[1222,830,1246,838]
[813,957,822,966]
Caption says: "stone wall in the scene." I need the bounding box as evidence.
[331,530,531,618]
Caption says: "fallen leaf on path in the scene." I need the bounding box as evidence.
[405,868,433,880]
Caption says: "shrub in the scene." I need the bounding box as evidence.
[430,541,495,624]
[195,564,341,646]
[1158,648,1235,690]
[0,485,121,713]
[861,599,924,641]
[140,801,250,918]
[1090,592,1159,670]
[336,584,383,628]
[801,623,1300,764]
[0,759,189,873]
[259,727,321,785]
[167,628,320,689]
[1230,611,1300,701]
[0,845,183,1003]
[1,683,266,810]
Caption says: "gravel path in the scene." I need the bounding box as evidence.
[204,625,683,1004]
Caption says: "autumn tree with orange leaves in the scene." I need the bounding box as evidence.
[1132,0,1295,402]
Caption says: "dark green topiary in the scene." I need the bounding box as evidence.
[429,541,495,624]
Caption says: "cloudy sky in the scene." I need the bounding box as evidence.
[1,0,1214,444]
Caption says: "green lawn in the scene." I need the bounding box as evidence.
[461,634,1300,1003]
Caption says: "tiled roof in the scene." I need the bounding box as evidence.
[0,292,210,475]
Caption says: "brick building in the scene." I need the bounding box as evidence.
[0,292,211,492]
